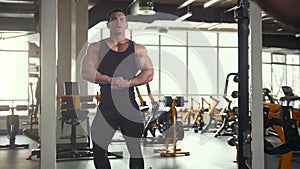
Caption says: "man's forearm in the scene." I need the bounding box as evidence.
[95,73,112,84]
[82,69,111,84]
[130,69,154,87]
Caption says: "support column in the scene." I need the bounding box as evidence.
[57,0,73,95]
[56,0,73,147]
[250,2,264,169]
[56,0,89,146]
[40,0,57,168]
[57,0,88,95]
[75,0,89,95]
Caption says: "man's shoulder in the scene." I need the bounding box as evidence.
[133,42,146,51]
[89,40,104,48]
[131,40,145,48]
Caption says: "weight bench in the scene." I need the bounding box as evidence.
[22,128,41,159]
[0,105,29,149]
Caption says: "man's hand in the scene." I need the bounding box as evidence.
[111,77,130,90]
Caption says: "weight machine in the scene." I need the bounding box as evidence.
[183,97,211,133]
[135,84,189,156]
[263,87,300,169]
[56,82,122,160]
[136,84,185,145]
[213,95,237,138]
[199,96,221,134]
[153,96,190,157]
[135,84,161,144]
[213,73,238,138]
[27,80,40,132]
[0,103,29,149]
[22,128,41,160]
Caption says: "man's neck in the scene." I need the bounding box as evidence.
[109,34,126,43]
[106,35,129,52]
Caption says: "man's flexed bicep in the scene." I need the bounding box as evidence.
[81,42,112,84]
[130,44,154,87]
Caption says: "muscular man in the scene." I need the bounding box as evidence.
[81,8,153,169]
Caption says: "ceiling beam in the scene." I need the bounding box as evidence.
[1,0,298,51]
[0,17,36,32]
[0,1,37,31]
[188,6,235,23]
[88,2,235,28]
[263,34,300,50]
[0,2,36,12]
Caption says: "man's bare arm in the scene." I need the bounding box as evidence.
[81,42,112,84]
[130,44,154,87]
[252,0,300,29]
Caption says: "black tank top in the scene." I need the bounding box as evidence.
[97,39,138,108]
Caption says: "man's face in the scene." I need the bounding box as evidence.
[107,12,128,33]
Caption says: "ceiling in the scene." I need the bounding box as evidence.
[0,0,300,51]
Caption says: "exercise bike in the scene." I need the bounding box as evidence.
[183,97,211,133]
[135,84,185,145]
[263,86,300,169]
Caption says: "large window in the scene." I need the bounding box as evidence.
[188,47,217,95]
[262,52,300,98]
[0,35,29,116]
[161,46,186,95]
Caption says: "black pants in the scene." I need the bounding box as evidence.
[91,104,144,169]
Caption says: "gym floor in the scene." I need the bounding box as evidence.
[1,130,300,169]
